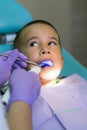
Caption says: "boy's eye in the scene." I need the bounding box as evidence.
[30,41,38,47]
[48,42,57,46]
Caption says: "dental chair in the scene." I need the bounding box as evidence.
[0,0,87,80]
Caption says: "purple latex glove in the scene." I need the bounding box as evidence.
[7,69,41,110]
[0,49,28,87]
[0,49,28,69]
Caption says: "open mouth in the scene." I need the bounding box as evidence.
[39,60,54,67]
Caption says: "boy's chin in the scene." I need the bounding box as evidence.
[39,69,60,80]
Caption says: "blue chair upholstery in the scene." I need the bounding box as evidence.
[60,48,87,80]
[0,0,33,33]
[0,0,87,80]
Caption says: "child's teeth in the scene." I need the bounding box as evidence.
[39,60,53,67]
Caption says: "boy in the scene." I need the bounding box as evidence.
[12,20,87,130]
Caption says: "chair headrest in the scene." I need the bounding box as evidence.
[0,0,33,33]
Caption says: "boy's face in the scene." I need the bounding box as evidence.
[20,23,64,82]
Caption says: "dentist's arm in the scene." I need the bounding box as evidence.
[7,102,32,130]
[7,69,41,130]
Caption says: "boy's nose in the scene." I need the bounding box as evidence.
[40,47,50,55]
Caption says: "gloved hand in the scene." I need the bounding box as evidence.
[0,49,28,87]
[7,69,41,110]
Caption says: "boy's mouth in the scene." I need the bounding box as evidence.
[39,60,54,67]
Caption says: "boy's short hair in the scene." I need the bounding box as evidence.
[14,20,62,51]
